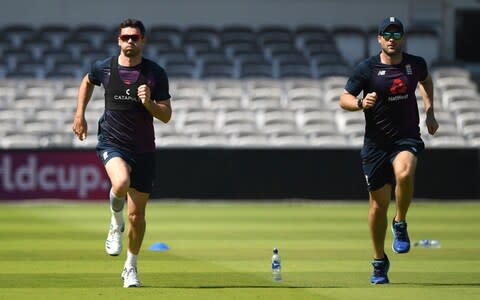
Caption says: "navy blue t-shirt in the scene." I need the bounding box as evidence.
[344,53,428,143]
[88,56,170,153]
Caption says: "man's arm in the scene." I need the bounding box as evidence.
[418,74,439,135]
[72,75,95,140]
[145,98,172,123]
[340,90,377,111]
[137,84,172,123]
[418,74,434,112]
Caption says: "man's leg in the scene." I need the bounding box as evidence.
[368,184,392,284]
[122,188,149,288]
[368,184,391,259]
[105,157,131,198]
[104,157,131,256]
[391,150,417,253]
[392,151,417,222]
[126,188,149,256]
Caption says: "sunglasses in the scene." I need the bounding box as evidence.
[382,32,403,41]
[119,34,142,42]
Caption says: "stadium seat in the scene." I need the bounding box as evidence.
[262,41,297,60]
[322,87,345,110]
[278,61,313,79]
[239,61,274,79]
[146,39,177,58]
[221,119,258,135]
[2,24,36,48]
[184,26,220,47]
[192,132,230,146]
[16,61,47,79]
[366,27,380,57]
[335,110,365,135]
[258,108,297,127]
[298,118,338,136]
[456,112,480,134]
[43,49,74,70]
[286,90,323,110]
[431,63,471,81]
[149,25,183,48]
[229,131,269,146]
[22,37,51,60]
[332,26,367,67]
[218,108,257,125]
[309,134,349,147]
[38,24,72,48]
[442,89,479,111]
[268,130,309,146]
[155,132,193,147]
[205,94,243,110]
[257,25,292,47]
[295,25,332,50]
[1,133,42,148]
[164,59,198,79]
[63,36,91,59]
[405,26,440,67]
[223,41,259,59]
[80,49,112,69]
[201,62,235,79]
[220,25,256,44]
[2,49,32,71]
[426,135,469,148]
[73,24,109,49]
[43,132,74,148]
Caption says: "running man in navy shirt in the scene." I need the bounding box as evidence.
[72,18,172,288]
[339,17,438,284]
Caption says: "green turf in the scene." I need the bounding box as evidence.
[0,201,479,299]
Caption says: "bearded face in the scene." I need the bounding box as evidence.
[118,27,145,58]
[377,25,404,57]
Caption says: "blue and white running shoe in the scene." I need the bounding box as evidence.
[371,254,390,284]
[392,219,410,254]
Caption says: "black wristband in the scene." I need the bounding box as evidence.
[357,98,363,109]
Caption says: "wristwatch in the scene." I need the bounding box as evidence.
[357,98,363,109]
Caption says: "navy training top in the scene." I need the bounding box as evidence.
[344,53,428,144]
[88,56,170,153]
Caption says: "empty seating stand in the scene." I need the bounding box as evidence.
[0,23,477,149]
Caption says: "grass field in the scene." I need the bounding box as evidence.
[0,201,479,300]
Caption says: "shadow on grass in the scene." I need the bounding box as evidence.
[140,285,344,289]
[394,282,480,287]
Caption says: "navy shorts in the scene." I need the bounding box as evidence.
[360,137,424,192]
[96,144,156,194]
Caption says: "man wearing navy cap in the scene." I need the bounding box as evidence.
[339,17,439,284]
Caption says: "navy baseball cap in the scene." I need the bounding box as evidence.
[378,17,404,34]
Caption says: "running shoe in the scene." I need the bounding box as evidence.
[122,266,141,288]
[370,254,390,284]
[392,219,410,253]
[105,223,124,256]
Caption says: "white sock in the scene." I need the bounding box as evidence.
[109,190,125,227]
[111,213,124,229]
[125,250,138,268]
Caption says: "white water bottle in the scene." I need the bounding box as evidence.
[272,248,282,282]
[413,240,441,248]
